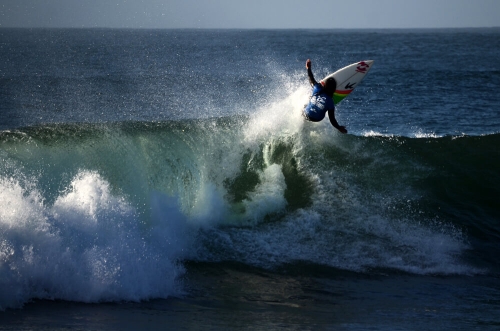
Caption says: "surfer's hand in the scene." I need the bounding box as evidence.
[338,126,348,134]
[306,59,311,69]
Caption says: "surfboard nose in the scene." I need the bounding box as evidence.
[356,60,374,73]
[360,60,374,65]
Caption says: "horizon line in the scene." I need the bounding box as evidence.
[1,26,500,31]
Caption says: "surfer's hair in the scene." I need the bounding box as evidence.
[321,77,336,90]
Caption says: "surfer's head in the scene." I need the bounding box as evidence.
[320,77,337,95]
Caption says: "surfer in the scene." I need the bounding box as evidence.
[304,59,347,134]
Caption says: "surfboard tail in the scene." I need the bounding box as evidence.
[333,89,353,104]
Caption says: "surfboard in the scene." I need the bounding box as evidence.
[321,60,374,104]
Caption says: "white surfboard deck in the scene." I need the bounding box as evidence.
[321,60,374,104]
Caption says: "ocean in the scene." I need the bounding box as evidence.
[0,28,499,330]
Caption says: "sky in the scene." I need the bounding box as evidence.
[1,0,499,29]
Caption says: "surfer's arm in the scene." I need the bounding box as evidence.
[306,59,317,86]
[327,109,348,134]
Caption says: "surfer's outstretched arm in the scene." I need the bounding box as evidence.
[327,109,348,134]
[306,59,317,86]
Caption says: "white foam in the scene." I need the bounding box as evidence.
[413,129,442,138]
[361,130,394,137]
[0,171,191,310]
[52,171,133,227]
[361,129,443,139]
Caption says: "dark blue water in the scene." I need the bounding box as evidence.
[0,28,499,330]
